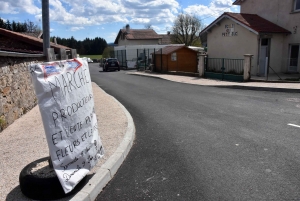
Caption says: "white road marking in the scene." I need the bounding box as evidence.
[288,123,300,128]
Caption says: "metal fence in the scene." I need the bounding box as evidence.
[205,58,244,75]
[111,48,156,69]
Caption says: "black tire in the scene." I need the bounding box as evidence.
[19,157,87,200]
[118,67,120,71]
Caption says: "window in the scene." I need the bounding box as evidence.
[295,0,300,11]
[171,52,177,61]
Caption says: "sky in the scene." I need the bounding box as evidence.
[0,0,239,43]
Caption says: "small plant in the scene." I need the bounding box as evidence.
[0,116,7,131]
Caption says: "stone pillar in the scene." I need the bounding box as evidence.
[198,53,206,77]
[243,54,253,81]
[71,49,77,59]
[47,48,55,61]
[59,48,67,60]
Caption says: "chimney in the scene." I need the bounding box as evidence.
[126,24,130,33]
[54,37,57,45]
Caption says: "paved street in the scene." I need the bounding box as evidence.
[89,63,300,201]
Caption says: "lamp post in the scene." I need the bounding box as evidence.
[42,0,50,56]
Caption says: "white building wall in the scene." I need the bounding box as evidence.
[117,39,160,46]
[240,0,300,72]
[207,18,259,75]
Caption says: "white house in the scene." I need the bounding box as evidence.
[200,0,300,76]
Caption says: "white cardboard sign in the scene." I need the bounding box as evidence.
[29,58,104,193]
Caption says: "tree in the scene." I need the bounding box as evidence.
[24,19,41,33]
[171,13,203,46]
[102,46,114,58]
[144,24,152,29]
[5,20,12,30]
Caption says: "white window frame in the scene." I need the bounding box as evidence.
[171,52,177,61]
[294,0,300,11]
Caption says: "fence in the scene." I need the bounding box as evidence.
[205,58,244,75]
[112,48,156,69]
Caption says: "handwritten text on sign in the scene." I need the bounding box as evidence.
[29,58,104,193]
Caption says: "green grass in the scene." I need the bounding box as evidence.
[80,55,102,59]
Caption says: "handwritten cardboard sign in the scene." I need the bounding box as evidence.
[29,58,104,193]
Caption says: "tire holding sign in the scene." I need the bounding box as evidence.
[29,58,104,193]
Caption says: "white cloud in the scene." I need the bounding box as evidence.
[108,32,117,40]
[0,0,40,14]
[184,0,237,18]
[70,27,85,31]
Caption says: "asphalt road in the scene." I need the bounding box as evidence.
[88,63,300,201]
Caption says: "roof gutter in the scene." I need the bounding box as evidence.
[0,51,44,58]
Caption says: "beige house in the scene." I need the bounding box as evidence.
[114,25,171,46]
[200,0,300,76]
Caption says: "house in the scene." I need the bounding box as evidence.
[114,25,172,46]
[200,0,300,76]
[153,45,198,73]
[113,25,174,67]
[0,28,71,56]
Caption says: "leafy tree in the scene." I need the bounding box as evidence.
[171,13,203,46]
[102,46,114,58]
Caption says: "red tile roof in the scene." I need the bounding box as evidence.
[233,0,245,5]
[154,45,197,55]
[114,29,161,44]
[200,12,291,35]
[0,28,71,51]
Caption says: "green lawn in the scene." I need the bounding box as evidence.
[80,55,102,59]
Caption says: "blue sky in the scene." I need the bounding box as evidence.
[0,0,239,43]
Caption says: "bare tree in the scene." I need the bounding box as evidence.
[24,19,41,33]
[171,14,203,46]
[144,24,152,29]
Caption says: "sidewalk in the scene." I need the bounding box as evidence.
[127,71,300,91]
[1,82,135,201]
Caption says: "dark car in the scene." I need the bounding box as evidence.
[103,58,120,71]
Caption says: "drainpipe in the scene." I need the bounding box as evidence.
[42,0,50,56]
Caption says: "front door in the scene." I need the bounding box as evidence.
[259,38,270,76]
[288,45,299,72]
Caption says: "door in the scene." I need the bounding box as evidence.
[288,45,299,72]
[259,39,269,76]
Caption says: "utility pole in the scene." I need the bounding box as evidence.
[42,0,50,56]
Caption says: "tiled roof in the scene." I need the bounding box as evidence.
[233,0,245,5]
[0,28,71,50]
[21,31,43,39]
[226,12,291,34]
[154,45,198,55]
[114,29,161,44]
[200,12,291,35]
[0,47,43,54]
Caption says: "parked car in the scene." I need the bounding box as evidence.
[103,58,120,71]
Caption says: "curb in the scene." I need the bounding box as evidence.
[70,87,136,201]
[127,72,300,93]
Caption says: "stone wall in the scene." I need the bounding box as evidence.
[0,56,44,132]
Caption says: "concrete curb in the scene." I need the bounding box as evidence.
[127,72,300,93]
[70,88,136,201]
